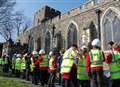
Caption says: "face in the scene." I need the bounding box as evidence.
[33,54,38,58]
[108,44,112,49]
[71,46,77,51]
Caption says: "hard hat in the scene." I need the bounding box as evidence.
[14,54,17,56]
[81,45,87,50]
[17,54,22,58]
[39,49,45,55]
[23,53,27,57]
[91,38,100,47]
[5,54,9,58]
[32,51,38,55]
[49,51,53,56]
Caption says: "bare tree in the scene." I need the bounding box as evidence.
[0,11,14,41]
[13,11,31,37]
[13,11,23,37]
[0,0,31,41]
[0,22,13,41]
[0,0,15,41]
[0,0,15,23]
[22,19,31,33]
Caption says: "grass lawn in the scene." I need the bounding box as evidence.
[0,67,42,87]
[0,77,36,87]
[0,67,60,87]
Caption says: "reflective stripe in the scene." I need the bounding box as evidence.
[77,64,86,67]
[61,67,72,73]
[63,58,73,59]
[111,70,120,74]
[91,61,103,64]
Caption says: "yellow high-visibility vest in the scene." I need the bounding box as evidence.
[21,58,26,71]
[61,49,74,74]
[90,49,103,68]
[77,57,90,80]
[111,51,120,80]
[40,55,49,67]
[15,58,21,70]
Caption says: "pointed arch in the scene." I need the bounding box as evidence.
[56,31,63,50]
[45,31,51,53]
[37,37,41,51]
[28,36,34,52]
[89,21,98,41]
[67,21,78,48]
[101,7,120,50]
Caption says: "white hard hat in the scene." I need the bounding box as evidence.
[32,51,38,55]
[17,54,22,58]
[49,51,53,56]
[23,53,27,57]
[39,49,45,55]
[14,54,17,56]
[81,45,87,50]
[92,38,100,47]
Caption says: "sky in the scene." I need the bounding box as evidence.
[0,0,86,42]
[15,0,85,21]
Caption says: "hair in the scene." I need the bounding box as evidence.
[71,44,78,48]
[60,48,65,54]
[93,45,100,49]
[108,41,114,46]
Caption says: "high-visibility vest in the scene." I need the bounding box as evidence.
[40,55,49,67]
[90,49,103,68]
[49,58,53,70]
[2,58,8,65]
[12,57,16,69]
[77,57,90,80]
[61,49,74,74]
[3,58,8,64]
[49,57,56,70]
[21,58,26,70]
[1,58,5,65]
[15,58,21,70]
[110,51,120,80]
[0,58,2,65]
[30,58,35,72]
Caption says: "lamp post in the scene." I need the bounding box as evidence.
[28,35,32,52]
[16,39,21,53]
[52,24,56,48]
[95,9,102,41]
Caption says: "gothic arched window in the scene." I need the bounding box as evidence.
[113,16,120,42]
[67,23,77,48]
[37,37,41,51]
[45,31,51,53]
[29,37,34,52]
[102,8,120,50]
[56,32,63,50]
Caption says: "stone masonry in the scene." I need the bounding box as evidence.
[18,0,120,53]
